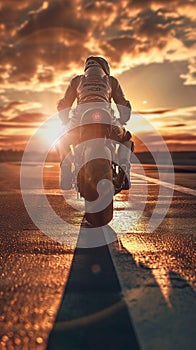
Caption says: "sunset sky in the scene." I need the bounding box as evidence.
[0,0,195,151]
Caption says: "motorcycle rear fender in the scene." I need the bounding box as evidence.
[83,140,112,163]
[80,108,112,140]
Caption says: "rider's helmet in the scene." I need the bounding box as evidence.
[84,56,110,75]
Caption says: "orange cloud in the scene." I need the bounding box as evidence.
[0,0,195,151]
[0,0,195,88]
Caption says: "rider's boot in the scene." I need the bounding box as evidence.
[60,154,73,190]
[121,163,131,190]
[115,140,133,192]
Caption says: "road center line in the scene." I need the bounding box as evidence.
[132,172,196,197]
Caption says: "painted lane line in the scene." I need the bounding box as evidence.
[1,176,196,197]
[132,172,196,197]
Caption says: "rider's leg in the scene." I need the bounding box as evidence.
[110,124,133,191]
[56,129,78,190]
[118,139,134,189]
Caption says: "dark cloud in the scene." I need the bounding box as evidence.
[0,0,195,86]
[0,134,29,149]
[8,112,49,123]
[0,101,22,114]
[0,1,91,84]
[0,102,46,120]
[168,123,186,128]
[105,7,195,64]
[0,123,31,131]
[129,0,195,8]
[106,37,139,57]
[17,1,88,38]
[162,133,196,142]
[0,0,195,150]
[138,109,174,115]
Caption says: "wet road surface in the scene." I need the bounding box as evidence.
[0,162,195,349]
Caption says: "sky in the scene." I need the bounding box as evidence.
[0,0,196,152]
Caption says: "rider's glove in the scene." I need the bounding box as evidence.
[118,104,131,125]
[58,109,70,125]
[57,98,70,125]
[119,117,129,125]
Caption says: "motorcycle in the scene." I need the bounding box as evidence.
[60,107,133,227]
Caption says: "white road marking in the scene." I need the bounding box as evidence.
[0,174,196,197]
[132,172,196,197]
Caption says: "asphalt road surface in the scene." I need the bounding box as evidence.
[0,162,195,350]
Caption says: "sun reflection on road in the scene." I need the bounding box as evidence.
[119,232,192,308]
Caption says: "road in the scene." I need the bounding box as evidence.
[0,162,195,349]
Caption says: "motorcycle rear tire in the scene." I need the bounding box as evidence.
[85,200,113,227]
[82,158,113,227]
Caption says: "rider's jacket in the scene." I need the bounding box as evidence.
[57,66,131,124]
[77,67,112,104]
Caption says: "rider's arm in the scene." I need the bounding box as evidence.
[110,76,131,124]
[57,76,80,124]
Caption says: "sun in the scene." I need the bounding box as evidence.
[38,117,66,148]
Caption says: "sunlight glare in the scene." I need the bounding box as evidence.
[39,119,66,148]
[121,238,172,307]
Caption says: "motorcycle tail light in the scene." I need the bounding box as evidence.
[92,111,102,122]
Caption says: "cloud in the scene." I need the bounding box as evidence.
[137,108,174,115]
[119,60,196,111]
[161,131,196,151]
[0,0,195,89]
[0,101,43,119]
[17,2,88,39]
[180,58,196,85]
[0,1,91,90]
[0,0,195,150]
[166,123,186,128]
[0,134,30,150]
[139,106,196,129]
[163,133,196,141]
[1,112,48,125]
[0,110,50,151]
[0,109,49,137]
[127,105,196,152]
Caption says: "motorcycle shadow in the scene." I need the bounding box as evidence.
[46,220,140,350]
[47,216,196,350]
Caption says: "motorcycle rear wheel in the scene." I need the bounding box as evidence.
[79,158,113,227]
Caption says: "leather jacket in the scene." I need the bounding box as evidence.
[58,68,131,124]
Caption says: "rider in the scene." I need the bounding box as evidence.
[57,56,133,192]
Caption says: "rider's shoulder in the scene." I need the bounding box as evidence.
[71,75,83,82]
[70,75,83,87]
[109,75,119,87]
